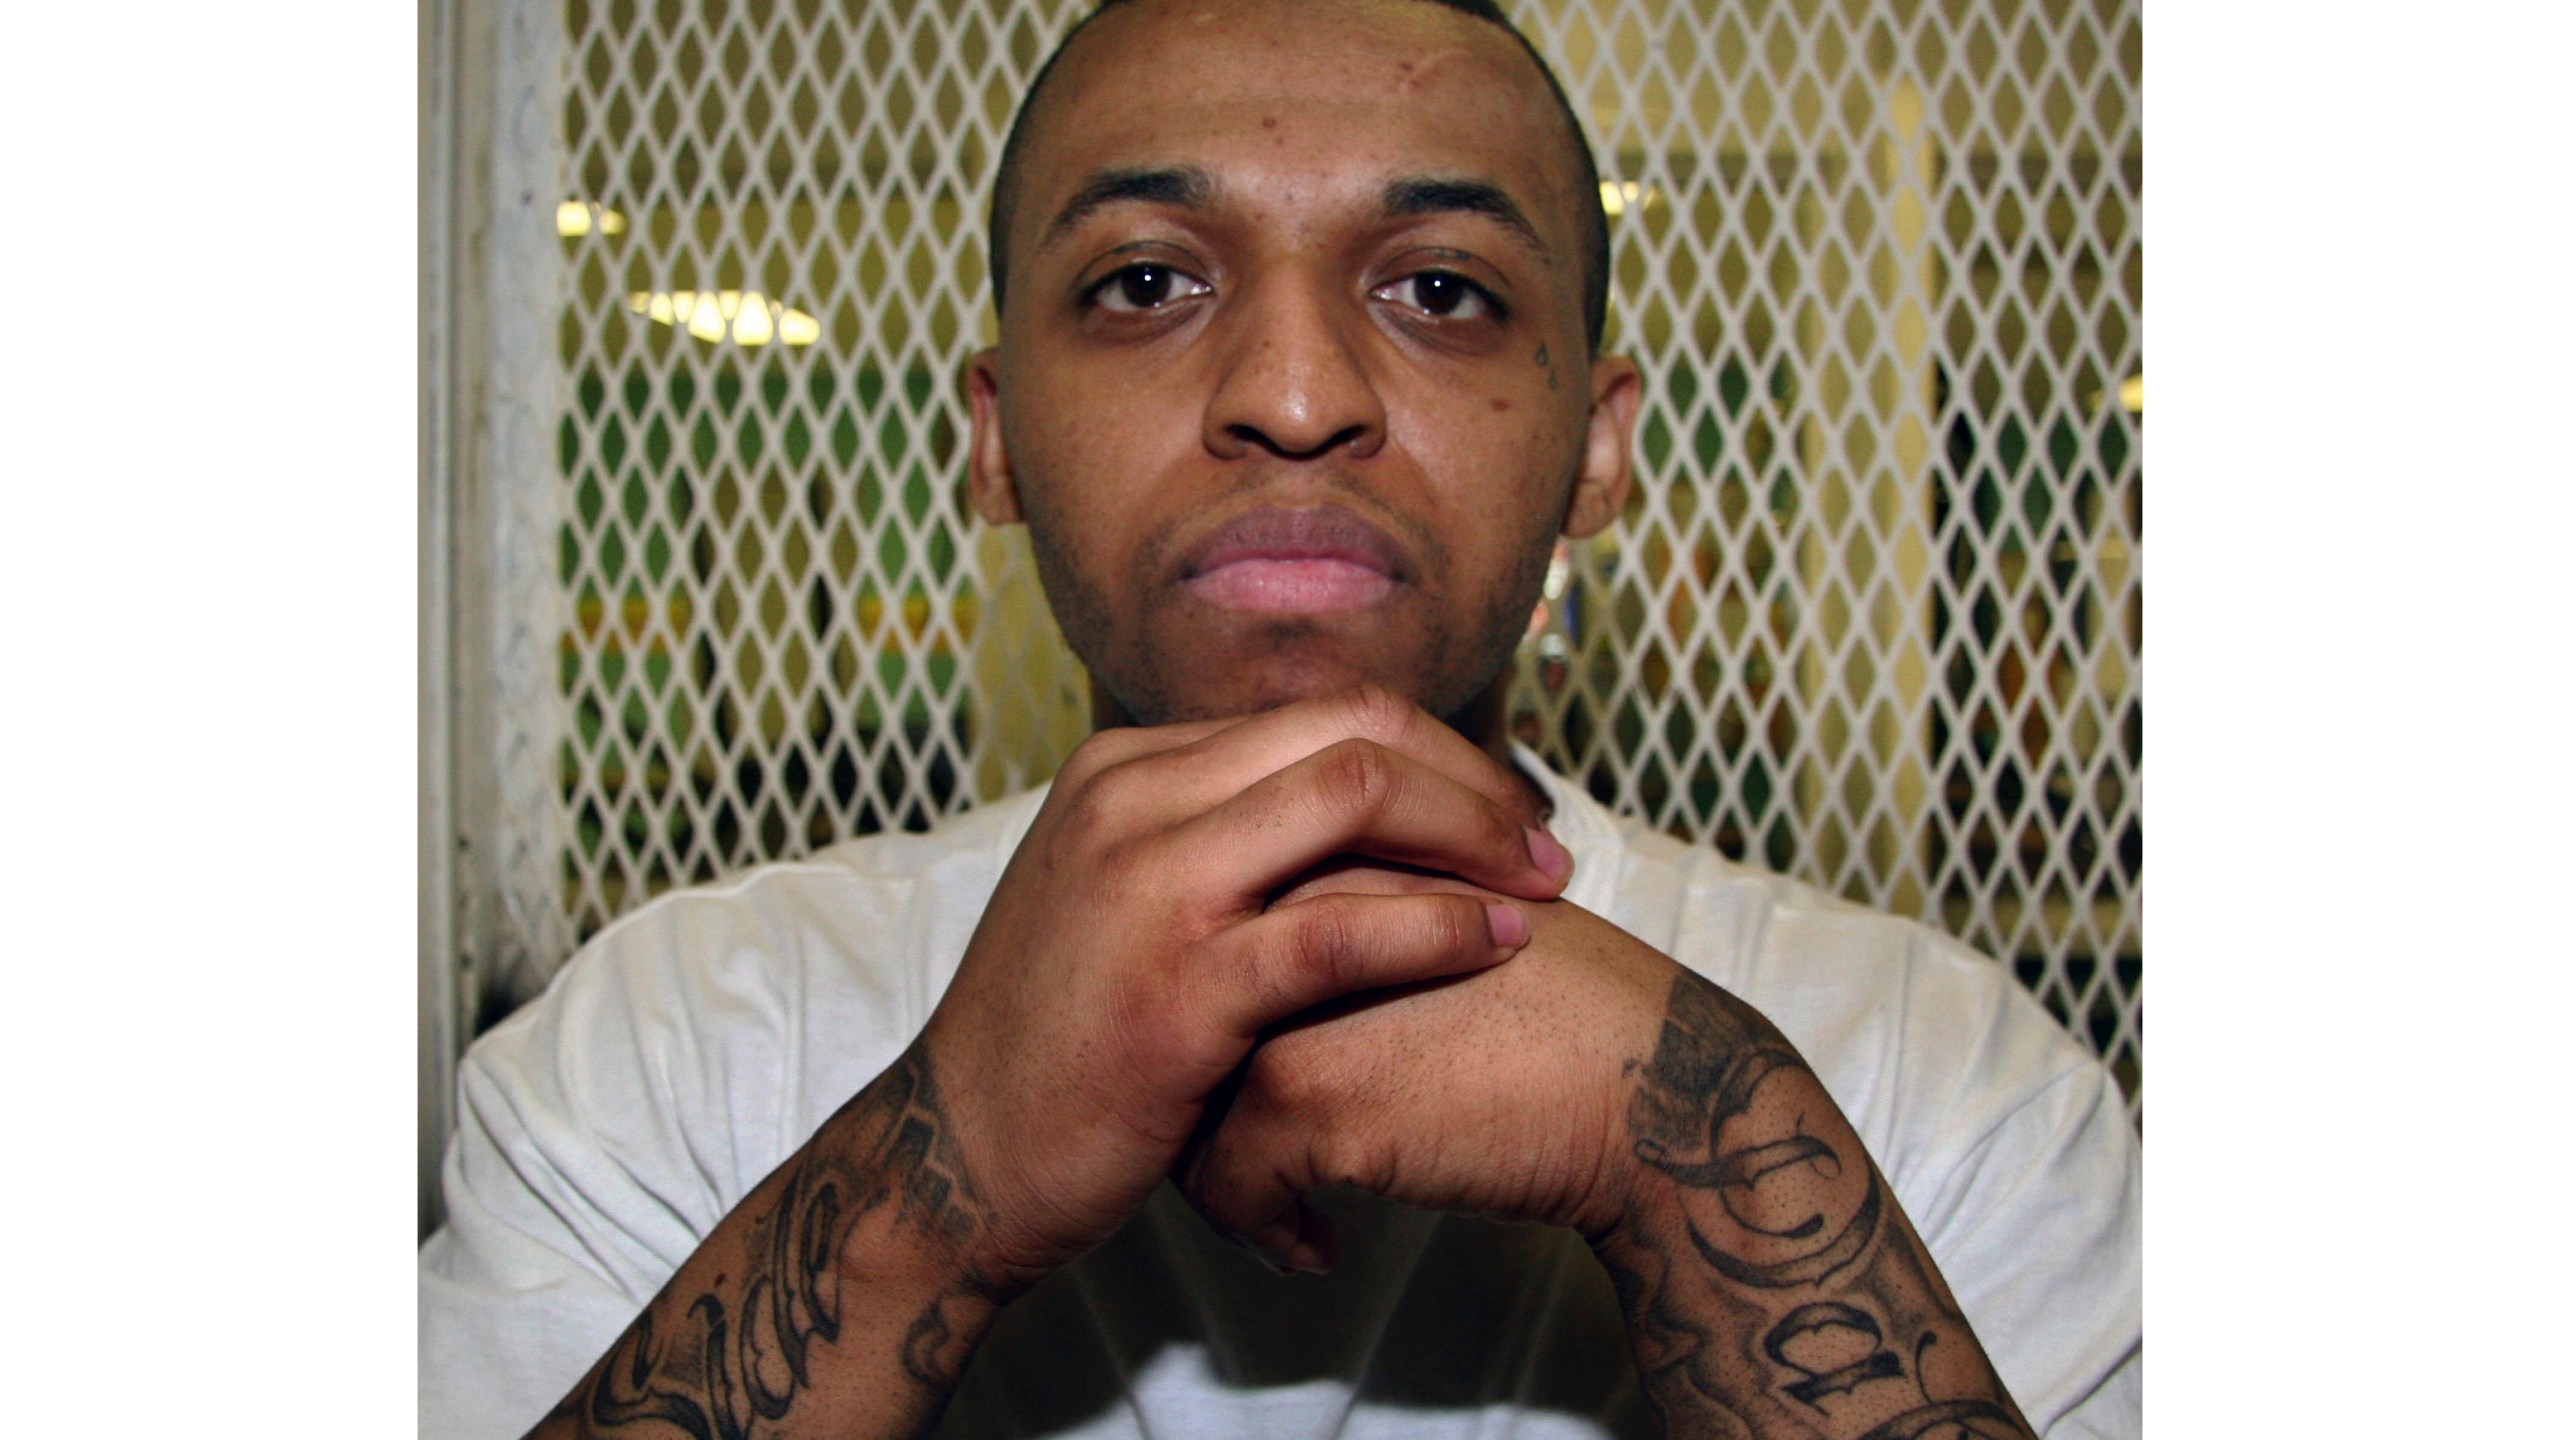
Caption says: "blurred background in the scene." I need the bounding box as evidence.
[421,0,2141,1233]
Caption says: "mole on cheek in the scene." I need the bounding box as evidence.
[1261,115,1276,129]
[1490,397,1510,412]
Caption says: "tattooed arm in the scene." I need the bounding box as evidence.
[1592,970,2035,1439]
[505,690,1566,1440]
[1181,893,2040,1439]
[525,1047,998,1440]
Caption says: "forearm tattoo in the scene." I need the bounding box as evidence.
[541,1048,993,1440]
[1601,973,2033,1439]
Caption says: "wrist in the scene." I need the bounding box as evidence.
[1577,1071,1686,1248]
[808,1044,1016,1307]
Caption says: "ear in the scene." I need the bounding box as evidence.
[965,347,1021,525]
[1563,354,1641,539]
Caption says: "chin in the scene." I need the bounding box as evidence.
[1099,642,1504,730]
[1118,669,1398,726]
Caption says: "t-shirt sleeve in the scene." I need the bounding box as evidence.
[1914,1050,2143,1440]
[1738,891,2142,1440]
[418,1032,659,1440]
[417,886,836,1440]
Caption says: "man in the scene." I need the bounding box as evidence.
[420,1,2141,1436]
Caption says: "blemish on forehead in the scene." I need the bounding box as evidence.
[1395,46,1466,94]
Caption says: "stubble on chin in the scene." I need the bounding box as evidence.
[1094,606,1514,730]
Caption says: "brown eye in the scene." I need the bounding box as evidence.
[1091,262,1210,312]
[1412,272,1468,315]
[1378,270,1498,321]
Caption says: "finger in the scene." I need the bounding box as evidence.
[1168,736,1573,902]
[1049,712,1246,793]
[1177,1081,1341,1276]
[1268,858,1496,910]
[1198,890,1529,1041]
[1221,1191,1340,1278]
[1125,685,1552,833]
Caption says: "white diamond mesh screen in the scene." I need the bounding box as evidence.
[488,0,2139,1110]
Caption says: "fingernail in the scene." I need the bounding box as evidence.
[1486,901,1528,949]
[1525,826,1573,883]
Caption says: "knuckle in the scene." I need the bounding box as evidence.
[1050,793,1149,900]
[1071,759,1150,836]
[1474,791,1526,856]
[1243,1038,1323,1115]
[1055,729,1125,789]
[1320,737,1397,818]
[1287,900,1359,995]
[1049,788,1112,858]
[1320,1131,1390,1194]
[1065,726,1168,796]
[1425,894,1482,954]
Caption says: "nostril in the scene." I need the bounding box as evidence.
[1224,421,1372,462]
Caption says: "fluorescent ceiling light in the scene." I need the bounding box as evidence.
[2089,374,2143,414]
[1597,181,1655,218]
[628,290,821,346]
[2119,375,2142,413]
[557,201,628,238]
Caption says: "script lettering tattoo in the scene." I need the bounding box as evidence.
[581,1310,715,1439]
[1631,973,1879,1290]
[542,1047,992,1440]
[1533,340,1558,389]
[1599,973,2037,1438]
[1765,1303,1903,1408]
[899,1298,973,1392]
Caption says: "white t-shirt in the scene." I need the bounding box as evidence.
[420,750,2141,1439]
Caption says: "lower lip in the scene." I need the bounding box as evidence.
[1185,558,1397,613]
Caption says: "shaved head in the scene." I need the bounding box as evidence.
[987,0,1612,352]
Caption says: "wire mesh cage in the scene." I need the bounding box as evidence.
[471,0,2140,1112]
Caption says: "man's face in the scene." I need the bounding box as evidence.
[969,0,1640,728]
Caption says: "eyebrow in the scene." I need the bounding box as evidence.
[1033,166,1553,262]
[1381,176,1551,260]
[1038,166,1214,249]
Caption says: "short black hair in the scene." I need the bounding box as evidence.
[986,0,1612,353]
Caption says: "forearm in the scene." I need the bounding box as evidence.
[1592,972,2035,1440]
[527,1046,1000,1440]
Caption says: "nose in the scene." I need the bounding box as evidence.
[1202,276,1387,463]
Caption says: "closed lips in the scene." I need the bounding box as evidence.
[1179,506,1409,614]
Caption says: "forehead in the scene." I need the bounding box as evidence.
[1014,0,1575,238]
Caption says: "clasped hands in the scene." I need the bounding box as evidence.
[919,685,1685,1297]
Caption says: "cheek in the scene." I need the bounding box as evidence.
[1010,362,1199,517]
[1007,414,1139,554]
[1491,380,1581,476]
[1407,402,1578,565]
